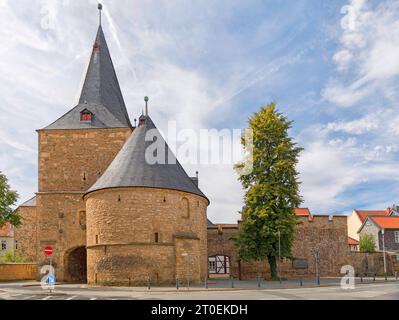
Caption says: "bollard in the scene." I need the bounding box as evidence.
[230,276,234,288]
[176,277,179,290]
[360,274,363,283]
[385,273,387,281]
[300,278,303,286]
[317,276,320,286]
[395,271,398,281]
[147,274,151,290]
[257,275,261,289]
[205,277,208,289]
[373,273,376,281]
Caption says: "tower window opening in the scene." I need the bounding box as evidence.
[95,235,99,244]
[154,232,159,243]
[80,109,93,122]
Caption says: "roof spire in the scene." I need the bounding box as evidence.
[144,96,149,116]
[98,3,103,26]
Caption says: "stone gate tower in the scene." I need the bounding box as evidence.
[16,6,209,285]
[35,24,132,282]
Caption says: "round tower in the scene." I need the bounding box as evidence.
[83,114,209,286]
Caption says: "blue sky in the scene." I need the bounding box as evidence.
[1,0,399,223]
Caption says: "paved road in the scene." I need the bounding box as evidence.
[0,280,398,300]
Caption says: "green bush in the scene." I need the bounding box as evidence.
[359,234,376,253]
[0,251,26,263]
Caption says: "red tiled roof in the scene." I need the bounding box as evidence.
[294,208,311,216]
[348,237,359,245]
[0,223,14,237]
[354,210,389,223]
[370,216,399,229]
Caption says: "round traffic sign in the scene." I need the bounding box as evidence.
[44,246,53,256]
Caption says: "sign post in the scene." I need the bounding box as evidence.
[44,246,55,293]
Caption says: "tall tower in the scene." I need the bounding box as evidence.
[36,10,132,281]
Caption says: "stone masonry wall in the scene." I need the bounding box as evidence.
[85,187,208,286]
[348,252,399,275]
[207,215,349,279]
[14,206,38,262]
[36,127,132,281]
[0,263,37,281]
[38,128,132,192]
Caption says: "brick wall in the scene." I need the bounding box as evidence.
[85,187,208,286]
[0,263,37,281]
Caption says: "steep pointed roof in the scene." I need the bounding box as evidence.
[85,116,208,202]
[43,26,131,130]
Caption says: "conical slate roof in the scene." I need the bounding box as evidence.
[44,26,131,130]
[85,116,208,202]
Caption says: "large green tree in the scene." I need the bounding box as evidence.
[0,172,20,227]
[233,102,303,280]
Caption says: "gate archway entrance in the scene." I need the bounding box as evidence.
[65,246,87,283]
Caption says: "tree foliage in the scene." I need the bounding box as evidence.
[0,172,20,227]
[359,234,376,253]
[0,251,26,263]
[233,102,303,279]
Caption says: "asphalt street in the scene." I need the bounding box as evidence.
[0,280,398,300]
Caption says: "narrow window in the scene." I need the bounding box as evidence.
[1,241,6,251]
[395,231,399,244]
[154,232,159,243]
[181,198,190,218]
[79,211,86,229]
[15,240,18,250]
[95,235,99,244]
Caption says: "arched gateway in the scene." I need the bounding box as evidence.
[65,246,87,283]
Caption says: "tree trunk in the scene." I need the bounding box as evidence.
[267,255,278,280]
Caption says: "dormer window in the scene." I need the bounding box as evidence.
[80,109,93,122]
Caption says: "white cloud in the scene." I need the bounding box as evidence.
[323,0,399,107]
[333,49,353,71]
[325,112,380,134]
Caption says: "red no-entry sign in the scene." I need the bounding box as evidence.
[44,246,53,256]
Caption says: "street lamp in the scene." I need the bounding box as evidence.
[382,229,387,279]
